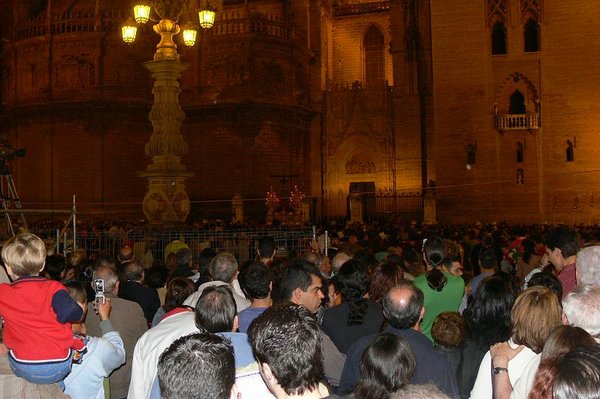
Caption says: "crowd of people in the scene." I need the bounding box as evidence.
[0,220,599,399]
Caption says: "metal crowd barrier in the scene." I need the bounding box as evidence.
[73,227,314,265]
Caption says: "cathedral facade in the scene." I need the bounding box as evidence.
[0,0,598,224]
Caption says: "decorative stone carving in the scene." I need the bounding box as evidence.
[345,155,376,175]
[54,57,94,90]
[487,0,508,25]
[252,121,283,152]
[521,0,542,22]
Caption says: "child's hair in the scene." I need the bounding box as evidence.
[2,233,46,277]
[431,311,465,348]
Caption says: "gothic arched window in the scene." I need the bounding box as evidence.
[509,90,526,114]
[364,25,385,86]
[492,21,507,55]
[524,18,540,52]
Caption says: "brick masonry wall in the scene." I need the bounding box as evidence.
[430,0,600,224]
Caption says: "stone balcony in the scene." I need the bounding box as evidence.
[496,113,540,131]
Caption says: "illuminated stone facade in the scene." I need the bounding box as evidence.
[1,0,599,223]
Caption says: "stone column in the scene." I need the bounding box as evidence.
[140,56,192,225]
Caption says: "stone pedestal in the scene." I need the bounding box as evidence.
[140,56,193,225]
[423,189,437,225]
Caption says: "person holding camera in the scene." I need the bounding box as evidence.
[63,280,126,399]
[86,263,147,399]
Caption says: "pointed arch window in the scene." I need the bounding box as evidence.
[364,25,385,87]
[524,18,540,52]
[509,90,526,114]
[492,21,507,55]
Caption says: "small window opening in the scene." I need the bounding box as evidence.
[492,22,507,55]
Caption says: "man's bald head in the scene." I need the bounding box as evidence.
[382,283,424,330]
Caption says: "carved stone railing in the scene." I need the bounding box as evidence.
[333,1,390,17]
[16,14,47,39]
[496,113,540,131]
[15,9,305,44]
[211,15,306,44]
[15,8,129,40]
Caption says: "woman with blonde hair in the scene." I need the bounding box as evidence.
[469,286,563,399]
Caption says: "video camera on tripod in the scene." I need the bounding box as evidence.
[0,137,25,176]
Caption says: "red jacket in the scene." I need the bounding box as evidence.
[0,276,83,361]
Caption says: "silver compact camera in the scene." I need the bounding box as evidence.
[93,278,106,304]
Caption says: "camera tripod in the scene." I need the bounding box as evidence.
[0,166,27,236]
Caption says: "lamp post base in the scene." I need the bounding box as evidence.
[141,172,192,225]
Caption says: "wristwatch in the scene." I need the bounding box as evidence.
[493,367,508,375]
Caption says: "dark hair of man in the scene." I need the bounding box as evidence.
[278,259,321,302]
[176,248,193,268]
[553,345,600,399]
[353,250,377,269]
[353,333,416,399]
[239,262,271,300]
[123,260,144,281]
[401,246,418,264]
[478,246,497,271]
[145,265,169,289]
[199,248,217,278]
[45,254,66,281]
[258,236,276,258]
[269,258,290,303]
[527,272,563,299]
[543,226,580,258]
[247,303,324,396]
[158,332,235,399]
[382,283,424,330]
[164,277,196,313]
[336,259,370,326]
[194,285,237,333]
[463,274,518,349]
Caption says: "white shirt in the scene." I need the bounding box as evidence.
[127,311,198,399]
[469,340,538,399]
[184,280,250,312]
[509,354,541,399]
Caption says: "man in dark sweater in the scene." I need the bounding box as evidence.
[118,260,161,325]
[338,282,459,398]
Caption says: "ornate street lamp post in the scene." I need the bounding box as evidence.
[122,1,217,225]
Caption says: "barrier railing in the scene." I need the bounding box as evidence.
[64,226,314,265]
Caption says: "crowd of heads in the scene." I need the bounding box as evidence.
[2,219,600,399]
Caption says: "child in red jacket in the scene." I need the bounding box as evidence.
[0,233,84,385]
